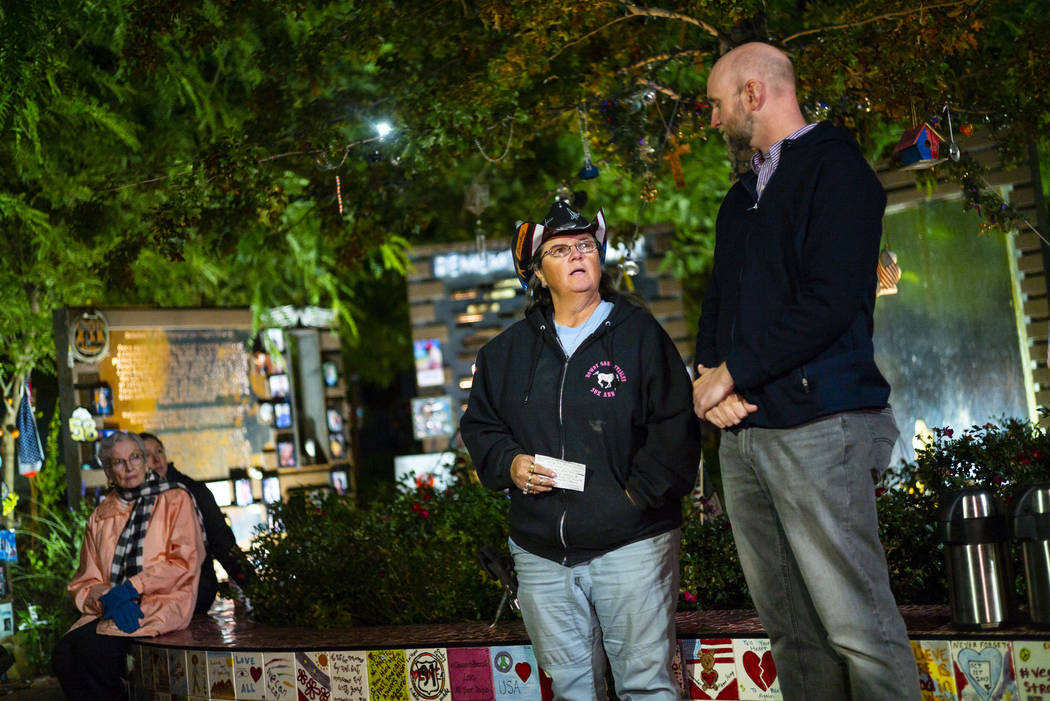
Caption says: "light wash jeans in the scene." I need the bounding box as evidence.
[719,407,920,701]
[509,530,680,701]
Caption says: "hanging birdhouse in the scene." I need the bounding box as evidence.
[893,122,944,170]
[578,159,600,180]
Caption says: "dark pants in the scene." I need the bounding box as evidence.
[53,619,131,701]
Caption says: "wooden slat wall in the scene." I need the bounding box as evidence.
[876,130,1045,423]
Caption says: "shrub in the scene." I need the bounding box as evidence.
[877,462,944,604]
[678,495,750,610]
[243,475,511,627]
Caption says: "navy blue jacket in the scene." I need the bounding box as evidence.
[461,294,701,566]
[695,122,890,428]
[168,464,250,613]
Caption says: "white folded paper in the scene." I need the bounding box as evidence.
[534,454,586,492]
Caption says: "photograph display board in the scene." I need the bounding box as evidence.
[93,328,265,481]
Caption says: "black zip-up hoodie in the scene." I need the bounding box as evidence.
[695,121,891,428]
[460,293,701,566]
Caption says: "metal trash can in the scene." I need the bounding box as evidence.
[1013,482,1050,627]
[939,487,1014,628]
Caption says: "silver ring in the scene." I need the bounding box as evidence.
[527,475,533,486]
[529,463,535,474]
[522,487,529,495]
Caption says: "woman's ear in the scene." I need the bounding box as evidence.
[534,269,547,288]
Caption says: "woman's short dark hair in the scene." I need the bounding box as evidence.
[139,432,163,450]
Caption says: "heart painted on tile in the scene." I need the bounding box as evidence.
[742,650,776,691]
[699,668,718,687]
[515,662,532,683]
[250,666,262,682]
[957,647,1002,701]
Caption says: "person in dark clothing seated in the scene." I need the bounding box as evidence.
[140,432,252,613]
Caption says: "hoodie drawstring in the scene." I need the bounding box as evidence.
[522,323,547,405]
[600,320,616,385]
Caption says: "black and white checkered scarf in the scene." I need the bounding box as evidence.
[109,471,206,585]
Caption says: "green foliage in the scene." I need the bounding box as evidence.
[2,0,1046,390]
[877,462,945,605]
[9,502,92,678]
[33,404,68,515]
[912,417,1050,502]
[243,474,511,627]
[678,496,751,611]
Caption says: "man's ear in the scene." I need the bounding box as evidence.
[744,79,765,111]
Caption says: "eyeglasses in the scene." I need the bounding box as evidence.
[540,240,599,260]
[110,452,145,471]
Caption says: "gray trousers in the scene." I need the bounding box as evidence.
[719,407,921,701]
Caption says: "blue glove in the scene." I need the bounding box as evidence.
[109,600,144,634]
[100,581,139,616]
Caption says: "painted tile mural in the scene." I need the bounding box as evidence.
[912,640,957,701]
[233,650,265,700]
[167,648,187,697]
[733,638,780,700]
[329,650,370,701]
[447,647,495,701]
[296,650,332,701]
[186,650,209,698]
[129,635,1050,701]
[1015,640,1050,701]
[952,640,1018,701]
[406,648,451,701]
[489,645,544,701]
[264,651,297,701]
[671,642,685,695]
[368,648,409,701]
[681,638,740,699]
[207,650,235,699]
[152,647,170,693]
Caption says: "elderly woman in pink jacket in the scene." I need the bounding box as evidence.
[52,431,206,701]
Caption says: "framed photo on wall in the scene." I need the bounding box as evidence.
[410,395,456,439]
[277,440,296,468]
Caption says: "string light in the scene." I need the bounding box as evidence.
[335,175,343,215]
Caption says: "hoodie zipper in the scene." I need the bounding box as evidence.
[548,316,612,565]
[556,345,571,562]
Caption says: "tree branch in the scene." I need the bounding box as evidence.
[635,79,685,102]
[548,14,636,60]
[619,2,720,38]
[549,4,719,61]
[620,49,712,74]
[781,0,973,44]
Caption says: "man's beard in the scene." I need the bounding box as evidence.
[722,110,755,155]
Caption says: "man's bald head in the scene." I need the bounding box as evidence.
[710,42,796,98]
[706,42,806,154]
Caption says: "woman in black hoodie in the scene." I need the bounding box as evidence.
[460,201,701,701]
